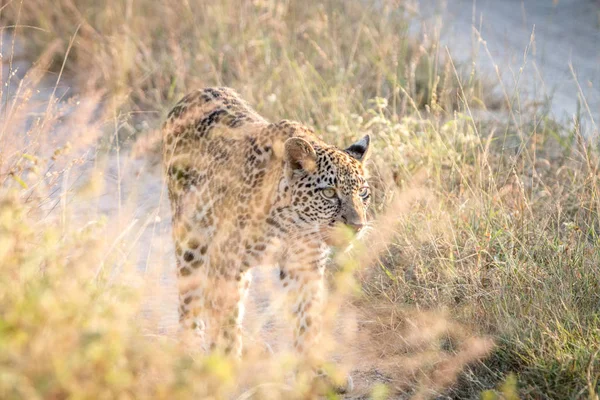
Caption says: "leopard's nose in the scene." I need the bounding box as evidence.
[341,208,365,232]
[346,222,364,232]
[341,217,364,232]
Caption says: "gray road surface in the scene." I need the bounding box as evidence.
[414,0,600,131]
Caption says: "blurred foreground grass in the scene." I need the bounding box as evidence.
[1,0,599,398]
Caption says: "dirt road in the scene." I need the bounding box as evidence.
[414,0,600,131]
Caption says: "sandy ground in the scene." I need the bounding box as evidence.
[414,0,600,131]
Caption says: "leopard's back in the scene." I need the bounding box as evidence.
[162,87,267,166]
[162,88,286,253]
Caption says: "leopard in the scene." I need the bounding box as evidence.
[162,87,371,379]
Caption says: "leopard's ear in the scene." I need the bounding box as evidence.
[345,134,371,163]
[284,137,317,175]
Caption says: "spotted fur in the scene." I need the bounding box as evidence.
[163,87,371,358]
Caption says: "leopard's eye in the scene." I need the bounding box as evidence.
[321,187,337,199]
[359,187,370,199]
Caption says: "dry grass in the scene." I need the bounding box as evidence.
[1,0,599,399]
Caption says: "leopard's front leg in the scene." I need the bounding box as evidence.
[278,240,352,393]
[279,257,325,355]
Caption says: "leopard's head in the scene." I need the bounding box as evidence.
[284,134,371,236]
